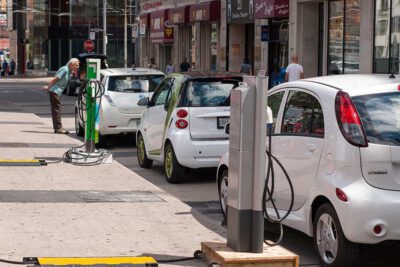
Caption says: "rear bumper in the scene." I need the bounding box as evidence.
[99,106,143,135]
[169,131,229,169]
[337,179,400,244]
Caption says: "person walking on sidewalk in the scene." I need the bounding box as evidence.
[42,58,80,134]
[285,54,304,82]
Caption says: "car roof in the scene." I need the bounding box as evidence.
[100,68,165,76]
[169,71,243,79]
[273,74,400,96]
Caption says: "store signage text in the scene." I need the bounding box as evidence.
[254,0,289,19]
[227,0,254,23]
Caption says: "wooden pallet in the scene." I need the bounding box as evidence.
[202,241,299,267]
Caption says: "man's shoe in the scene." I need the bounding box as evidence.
[54,129,69,134]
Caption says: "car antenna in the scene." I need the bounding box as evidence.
[389,73,396,79]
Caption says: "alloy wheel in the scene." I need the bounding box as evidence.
[219,173,228,217]
[316,213,339,264]
[165,147,173,178]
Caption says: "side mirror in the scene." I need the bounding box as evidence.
[224,122,230,135]
[138,97,149,107]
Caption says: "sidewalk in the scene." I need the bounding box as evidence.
[0,111,226,266]
[0,77,52,83]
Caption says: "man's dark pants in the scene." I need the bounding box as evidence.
[49,92,62,131]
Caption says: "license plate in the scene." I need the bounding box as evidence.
[217,117,230,129]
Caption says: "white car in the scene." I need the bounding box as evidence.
[75,68,164,142]
[217,74,400,267]
[136,73,242,183]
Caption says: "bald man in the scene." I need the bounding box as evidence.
[285,54,304,82]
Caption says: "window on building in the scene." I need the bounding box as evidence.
[328,0,360,75]
[374,0,400,73]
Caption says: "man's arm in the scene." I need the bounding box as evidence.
[300,72,304,79]
[42,76,60,91]
[285,72,289,82]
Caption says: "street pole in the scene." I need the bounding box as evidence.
[135,0,140,67]
[103,0,107,55]
[124,0,128,67]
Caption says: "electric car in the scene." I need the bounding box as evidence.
[136,72,242,183]
[217,74,400,267]
[74,68,164,142]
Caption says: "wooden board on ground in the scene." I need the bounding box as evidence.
[202,241,299,267]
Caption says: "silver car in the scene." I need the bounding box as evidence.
[75,68,164,142]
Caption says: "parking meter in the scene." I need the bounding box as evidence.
[227,76,268,253]
[85,58,101,153]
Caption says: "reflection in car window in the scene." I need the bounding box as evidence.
[352,92,400,145]
[107,75,163,93]
[152,79,173,106]
[185,80,236,107]
[282,91,324,137]
[268,91,285,132]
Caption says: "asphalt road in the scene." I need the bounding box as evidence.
[1,80,398,267]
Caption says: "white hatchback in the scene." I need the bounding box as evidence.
[136,73,242,183]
[75,68,164,142]
[217,74,400,267]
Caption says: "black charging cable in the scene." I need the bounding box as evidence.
[262,124,294,246]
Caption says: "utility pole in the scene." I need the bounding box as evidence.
[124,0,127,67]
[135,0,140,67]
[103,0,107,55]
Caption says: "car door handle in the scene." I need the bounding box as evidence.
[305,143,316,152]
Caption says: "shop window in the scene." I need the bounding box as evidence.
[374,0,400,73]
[328,0,360,75]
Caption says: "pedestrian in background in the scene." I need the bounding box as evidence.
[165,59,175,74]
[148,57,158,69]
[9,59,16,75]
[179,57,190,72]
[1,60,8,77]
[285,54,304,82]
[239,58,252,75]
[42,58,80,134]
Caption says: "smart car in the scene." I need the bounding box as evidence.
[217,74,400,267]
[74,68,164,143]
[136,72,242,183]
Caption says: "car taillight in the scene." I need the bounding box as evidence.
[176,109,188,118]
[335,91,368,147]
[175,119,188,129]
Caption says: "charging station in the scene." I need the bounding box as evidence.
[67,58,112,165]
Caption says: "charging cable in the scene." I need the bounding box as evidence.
[262,118,294,247]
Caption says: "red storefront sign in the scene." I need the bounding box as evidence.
[150,10,174,44]
[189,1,221,22]
[254,0,289,19]
[168,6,189,24]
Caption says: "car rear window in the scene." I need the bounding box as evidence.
[185,80,237,107]
[108,75,164,93]
[352,92,400,146]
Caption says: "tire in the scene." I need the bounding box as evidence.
[164,143,185,183]
[75,109,84,137]
[137,133,153,168]
[313,203,359,267]
[218,169,229,220]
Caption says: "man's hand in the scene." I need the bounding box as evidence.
[42,85,49,92]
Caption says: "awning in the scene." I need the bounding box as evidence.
[150,10,174,44]
[254,0,289,19]
[168,6,190,24]
[189,0,221,22]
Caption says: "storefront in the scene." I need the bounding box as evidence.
[150,9,174,71]
[168,6,191,70]
[189,0,221,71]
[227,0,255,73]
[254,0,289,85]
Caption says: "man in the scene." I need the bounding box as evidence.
[43,58,80,134]
[179,57,190,72]
[285,54,304,82]
[239,58,252,75]
[148,57,158,69]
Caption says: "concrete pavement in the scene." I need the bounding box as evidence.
[0,110,226,266]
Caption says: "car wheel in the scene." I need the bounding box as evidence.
[218,169,229,219]
[313,203,359,267]
[75,109,84,137]
[164,143,185,183]
[137,133,153,168]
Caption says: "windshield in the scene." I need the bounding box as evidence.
[184,80,237,107]
[107,75,164,93]
[352,92,400,146]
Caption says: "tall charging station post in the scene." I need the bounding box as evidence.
[85,58,101,153]
[227,76,268,253]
